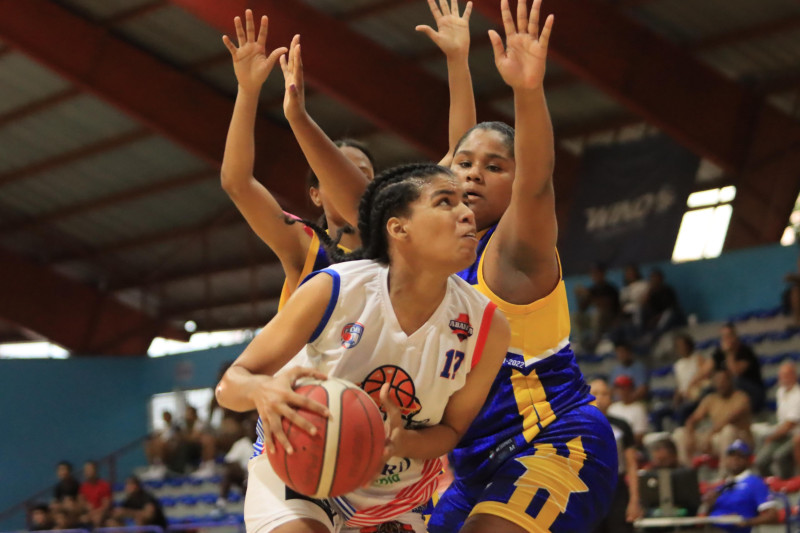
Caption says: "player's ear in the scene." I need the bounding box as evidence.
[386,216,409,242]
[309,186,323,208]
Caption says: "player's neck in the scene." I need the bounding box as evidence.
[326,219,361,250]
[386,263,448,336]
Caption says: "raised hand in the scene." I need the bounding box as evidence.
[251,366,329,455]
[416,0,473,60]
[278,35,306,122]
[222,9,287,93]
[488,0,553,91]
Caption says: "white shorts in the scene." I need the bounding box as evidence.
[245,454,428,533]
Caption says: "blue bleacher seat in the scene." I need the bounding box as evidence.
[159,497,178,508]
[166,478,185,488]
[696,338,719,350]
[227,492,243,504]
[764,376,779,389]
[178,495,199,506]
[650,364,673,378]
[199,493,218,505]
[767,399,778,412]
[650,388,675,400]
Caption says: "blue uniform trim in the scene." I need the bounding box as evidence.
[302,268,340,344]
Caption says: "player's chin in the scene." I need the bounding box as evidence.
[452,245,478,271]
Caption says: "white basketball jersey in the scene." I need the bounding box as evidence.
[256,259,496,528]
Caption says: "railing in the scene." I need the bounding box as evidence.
[0,434,151,529]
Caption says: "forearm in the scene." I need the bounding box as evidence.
[397,424,461,461]
[216,365,266,412]
[287,112,368,226]
[746,509,779,527]
[513,87,555,196]
[772,421,796,439]
[443,55,476,161]
[221,87,261,193]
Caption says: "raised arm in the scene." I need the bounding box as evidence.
[220,11,310,279]
[280,36,371,227]
[484,0,558,304]
[382,309,510,460]
[216,273,332,453]
[416,0,477,166]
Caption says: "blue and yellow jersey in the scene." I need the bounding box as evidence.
[450,225,592,480]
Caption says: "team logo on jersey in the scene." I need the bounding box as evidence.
[449,313,473,341]
[361,365,427,428]
[340,322,364,349]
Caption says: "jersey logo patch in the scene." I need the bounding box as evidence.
[341,322,364,349]
[449,313,473,341]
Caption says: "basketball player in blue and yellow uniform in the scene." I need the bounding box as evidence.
[425,1,618,531]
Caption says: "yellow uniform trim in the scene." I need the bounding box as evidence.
[469,437,589,532]
[277,233,351,311]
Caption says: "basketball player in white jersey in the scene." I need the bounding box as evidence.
[216,163,510,533]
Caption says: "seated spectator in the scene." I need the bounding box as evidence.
[51,461,79,511]
[648,438,680,469]
[608,375,649,446]
[208,361,252,457]
[673,334,708,423]
[620,263,649,327]
[712,323,765,413]
[52,509,79,531]
[756,362,800,479]
[574,263,621,352]
[107,476,167,529]
[609,341,648,403]
[705,440,779,533]
[142,410,179,480]
[640,269,685,342]
[183,404,218,478]
[78,460,111,527]
[590,378,643,532]
[217,415,256,507]
[782,256,800,326]
[29,504,52,531]
[674,368,753,468]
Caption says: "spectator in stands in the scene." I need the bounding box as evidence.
[574,263,621,352]
[706,440,778,533]
[29,504,52,531]
[78,460,111,527]
[217,414,256,507]
[609,341,648,403]
[620,263,649,328]
[108,476,167,529]
[712,323,765,413]
[142,410,179,480]
[673,333,708,424]
[590,378,643,532]
[609,375,649,446]
[756,362,800,479]
[52,509,78,531]
[208,361,251,459]
[674,368,753,468]
[649,438,680,469]
[183,404,218,478]
[51,461,79,510]
[782,256,800,327]
[640,268,685,342]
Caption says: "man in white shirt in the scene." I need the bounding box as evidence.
[608,375,649,446]
[755,362,800,479]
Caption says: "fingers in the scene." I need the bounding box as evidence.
[277,403,318,437]
[222,35,237,57]
[425,0,442,21]
[267,412,294,454]
[287,390,330,419]
[257,15,268,47]
[438,0,451,16]
[462,1,473,21]
[260,417,277,454]
[500,0,516,36]
[517,0,528,35]
[539,14,554,49]
[234,15,246,47]
[287,365,327,384]
[528,0,539,37]
[245,9,256,43]
[266,46,289,70]
[379,383,403,427]
[415,25,438,41]
[488,29,505,63]
[279,53,289,78]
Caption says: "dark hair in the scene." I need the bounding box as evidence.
[84,460,98,469]
[57,461,72,471]
[675,333,695,353]
[722,322,737,334]
[651,438,678,456]
[453,121,515,158]
[293,163,454,265]
[650,268,665,279]
[614,340,632,351]
[126,476,142,490]
[306,139,375,189]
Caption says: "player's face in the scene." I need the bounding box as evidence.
[398,175,478,273]
[451,129,515,231]
[311,146,375,227]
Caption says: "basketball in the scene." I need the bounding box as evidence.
[267,377,385,498]
[362,365,420,415]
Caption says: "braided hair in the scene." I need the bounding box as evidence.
[287,163,454,265]
[453,121,515,158]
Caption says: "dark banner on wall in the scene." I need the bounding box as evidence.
[560,135,700,275]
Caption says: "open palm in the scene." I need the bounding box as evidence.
[416,0,473,59]
[489,0,553,90]
[222,10,286,93]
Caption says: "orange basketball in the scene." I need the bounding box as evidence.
[267,377,385,498]
[361,365,420,415]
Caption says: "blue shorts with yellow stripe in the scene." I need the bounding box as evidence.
[428,404,618,533]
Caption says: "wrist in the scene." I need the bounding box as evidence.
[446,52,470,65]
[237,84,262,98]
[285,107,310,126]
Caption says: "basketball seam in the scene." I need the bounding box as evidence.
[315,378,344,497]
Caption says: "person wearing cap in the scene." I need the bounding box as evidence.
[609,341,649,403]
[590,378,643,532]
[608,374,649,446]
[706,439,779,533]
[673,368,753,468]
